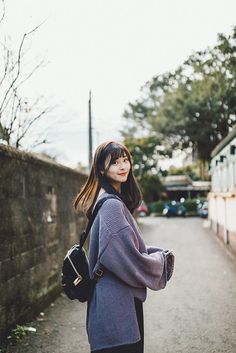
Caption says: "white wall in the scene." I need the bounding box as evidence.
[209,136,236,241]
[211,136,236,193]
[209,196,236,232]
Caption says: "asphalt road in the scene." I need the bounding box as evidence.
[142,217,236,353]
[8,217,236,353]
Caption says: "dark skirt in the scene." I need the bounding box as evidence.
[91,297,144,353]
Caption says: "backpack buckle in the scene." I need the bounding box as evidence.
[94,269,103,278]
[73,275,82,286]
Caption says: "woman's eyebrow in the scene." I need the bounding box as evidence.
[115,154,127,160]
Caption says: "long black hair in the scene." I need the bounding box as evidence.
[74,140,142,218]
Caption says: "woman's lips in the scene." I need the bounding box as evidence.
[118,172,127,176]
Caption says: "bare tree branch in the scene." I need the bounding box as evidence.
[0,58,45,115]
[0,16,55,150]
[9,90,21,133]
[0,41,10,86]
[15,107,52,147]
[28,138,50,149]
[0,21,46,116]
[16,58,45,87]
[0,0,5,25]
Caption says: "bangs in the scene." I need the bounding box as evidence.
[110,145,127,162]
[103,143,129,171]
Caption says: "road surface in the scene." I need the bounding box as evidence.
[8,217,236,353]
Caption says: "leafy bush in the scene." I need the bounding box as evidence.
[183,199,198,212]
[148,201,166,214]
[147,198,207,215]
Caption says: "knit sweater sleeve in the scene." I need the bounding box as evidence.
[146,245,164,254]
[98,199,167,291]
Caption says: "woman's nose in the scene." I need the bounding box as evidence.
[119,162,126,169]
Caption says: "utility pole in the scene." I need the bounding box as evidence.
[88,90,93,169]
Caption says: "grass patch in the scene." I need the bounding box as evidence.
[0,324,36,353]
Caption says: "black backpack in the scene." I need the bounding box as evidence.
[61,195,117,302]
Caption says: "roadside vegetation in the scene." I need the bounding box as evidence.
[121,26,236,200]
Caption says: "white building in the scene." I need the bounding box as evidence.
[208,126,236,255]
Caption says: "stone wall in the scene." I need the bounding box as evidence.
[0,144,87,339]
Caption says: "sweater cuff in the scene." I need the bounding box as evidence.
[157,252,168,290]
[146,245,165,255]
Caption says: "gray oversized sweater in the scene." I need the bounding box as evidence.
[86,192,168,351]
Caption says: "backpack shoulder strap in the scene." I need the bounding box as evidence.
[79,195,119,248]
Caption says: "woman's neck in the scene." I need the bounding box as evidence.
[100,178,121,194]
[110,182,121,193]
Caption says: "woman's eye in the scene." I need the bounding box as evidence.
[111,158,128,165]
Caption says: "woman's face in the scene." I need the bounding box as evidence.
[105,154,131,192]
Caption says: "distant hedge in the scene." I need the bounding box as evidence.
[148,201,166,214]
[147,198,206,215]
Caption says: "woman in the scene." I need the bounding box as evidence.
[74,140,173,353]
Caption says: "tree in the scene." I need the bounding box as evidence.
[122,135,169,201]
[167,163,205,181]
[123,135,172,178]
[0,2,53,149]
[122,26,236,167]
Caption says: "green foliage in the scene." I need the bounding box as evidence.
[123,136,169,201]
[156,70,236,162]
[167,165,200,180]
[184,198,207,212]
[0,325,35,353]
[167,161,210,181]
[122,26,236,163]
[7,325,28,343]
[0,345,6,353]
[124,135,171,177]
[139,174,165,202]
[183,199,198,212]
[0,324,31,353]
[2,322,38,352]
[147,198,206,215]
[148,200,166,214]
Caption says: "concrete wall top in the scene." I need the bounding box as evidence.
[0,144,88,177]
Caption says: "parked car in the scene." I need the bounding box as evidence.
[162,201,186,217]
[197,201,208,218]
[137,200,148,217]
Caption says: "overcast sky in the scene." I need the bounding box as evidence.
[2,0,236,168]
